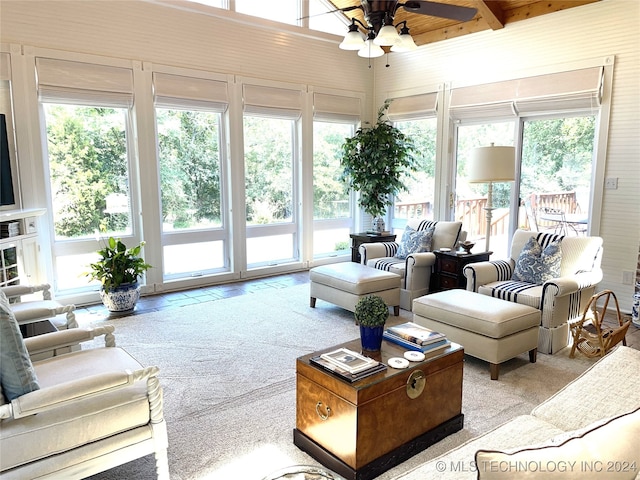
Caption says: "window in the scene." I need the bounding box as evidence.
[394,118,437,224]
[387,92,439,233]
[454,122,515,256]
[450,66,603,256]
[242,82,302,269]
[244,114,297,266]
[235,0,299,25]
[44,104,132,240]
[156,108,226,278]
[312,120,354,257]
[519,115,595,237]
[153,71,229,280]
[37,57,136,293]
[309,0,350,35]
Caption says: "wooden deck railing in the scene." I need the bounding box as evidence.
[395,191,580,240]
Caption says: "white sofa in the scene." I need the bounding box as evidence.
[393,345,640,480]
[463,229,603,354]
[359,220,464,311]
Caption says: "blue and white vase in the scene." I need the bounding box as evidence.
[632,286,640,327]
[372,217,385,234]
[100,282,141,312]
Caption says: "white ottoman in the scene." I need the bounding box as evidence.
[310,263,401,316]
[413,289,540,380]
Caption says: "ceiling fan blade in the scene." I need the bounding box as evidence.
[402,1,477,22]
[299,5,362,21]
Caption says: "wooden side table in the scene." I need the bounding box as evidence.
[349,232,396,263]
[432,250,491,292]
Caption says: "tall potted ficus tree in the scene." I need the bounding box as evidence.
[340,100,417,232]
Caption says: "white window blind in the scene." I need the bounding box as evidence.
[243,84,302,119]
[313,92,361,122]
[387,92,438,121]
[0,53,10,81]
[153,72,228,111]
[450,66,603,121]
[36,57,134,107]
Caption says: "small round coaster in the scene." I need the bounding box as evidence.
[404,351,425,362]
[388,357,410,369]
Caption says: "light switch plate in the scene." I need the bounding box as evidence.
[605,177,618,189]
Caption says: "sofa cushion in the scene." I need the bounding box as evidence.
[393,415,564,480]
[532,346,640,432]
[395,224,435,259]
[0,291,40,402]
[478,281,542,310]
[0,347,151,472]
[475,407,640,479]
[368,257,406,279]
[512,236,562,284]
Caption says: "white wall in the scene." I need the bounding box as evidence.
[1,0,638,309]
[375,0,640,311]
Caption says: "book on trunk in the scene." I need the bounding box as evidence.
[319,348,378,374]
[383,331,451,353]
[385,322,446,345]
[310,356,387,383]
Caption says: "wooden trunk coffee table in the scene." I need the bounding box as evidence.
[294,338,464,480]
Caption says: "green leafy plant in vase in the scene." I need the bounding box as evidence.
[86,237,152,312]
[340,100,417,233]
[354,294,390,351]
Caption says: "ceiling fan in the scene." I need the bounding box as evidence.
[318,1,478,57]
[325,1,477,33]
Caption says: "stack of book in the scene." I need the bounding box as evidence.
[0,222,19,239]
[310,348,387,383]
[383,322,450,353]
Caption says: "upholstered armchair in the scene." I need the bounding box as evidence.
[359,220,464,311]
[2,283,77,331]
[463,229,603,354]
[0,291,169,479]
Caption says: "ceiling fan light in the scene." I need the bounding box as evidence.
[374,24,401,46]
[358,39,384,58]
[339,29,365,50]
[390,32,417,52]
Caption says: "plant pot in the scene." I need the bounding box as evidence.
[100,282,141,312]
[372,217,385,233]
[360,325,384,351]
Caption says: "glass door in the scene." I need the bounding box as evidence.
[454,121,515,258]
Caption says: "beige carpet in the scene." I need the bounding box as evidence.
[84,284,597,480]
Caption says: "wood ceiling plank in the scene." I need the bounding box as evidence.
[326,0,602,45]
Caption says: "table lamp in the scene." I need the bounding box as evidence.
[468,144,516,252]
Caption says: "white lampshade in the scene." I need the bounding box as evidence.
[358,39,385,58]
[339,30,365,51]
[374,24,401,46]
[390,32,417,52]
[468,144,515,183]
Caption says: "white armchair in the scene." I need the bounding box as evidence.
[0,293,168,479]
[463,229,603,354]
[359,220,464,311]
[2,283,77,331]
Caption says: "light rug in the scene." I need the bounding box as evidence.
[86,284,596,480]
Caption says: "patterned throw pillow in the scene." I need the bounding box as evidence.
[394,225,435,260]
[512,236,562,285]
[0,290,40,401]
